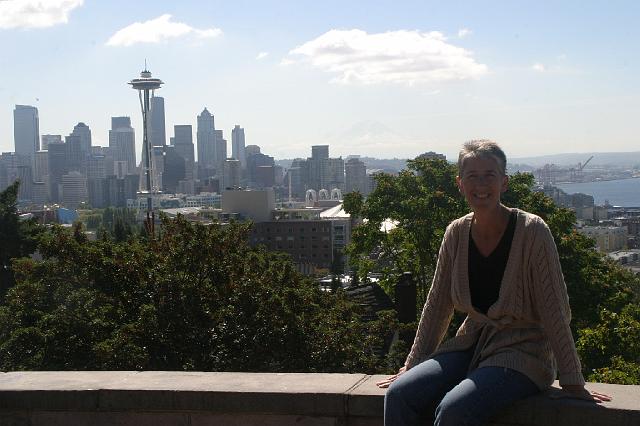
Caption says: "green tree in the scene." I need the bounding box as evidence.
[0,215,387,373]
[0,181,42,297]
[344,158,467,304]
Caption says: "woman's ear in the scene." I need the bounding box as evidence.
[501,175,509,193]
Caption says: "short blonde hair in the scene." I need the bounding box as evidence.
[458,140,507,176]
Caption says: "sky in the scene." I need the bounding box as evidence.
[1,0,639,162]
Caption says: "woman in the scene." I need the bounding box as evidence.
[377,141,610,426]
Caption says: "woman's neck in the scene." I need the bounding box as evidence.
[472,204,511,237]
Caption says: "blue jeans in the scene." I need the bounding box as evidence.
[384,350,540,426]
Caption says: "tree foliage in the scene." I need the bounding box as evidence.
[0,215,387,373]
[344,158,467,304]
[0,181,42,297]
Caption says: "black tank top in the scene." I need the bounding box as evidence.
[468,210,517,315]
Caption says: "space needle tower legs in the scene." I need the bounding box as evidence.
[129,66,163,234]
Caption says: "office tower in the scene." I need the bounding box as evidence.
[41,134,61,151]
[13,105,40,158]
[320,157,345,192]
[247,151,275,188]
[47,142,67,203]
[109,116,136,174]
[87,149,107,208]
[0,153,19,192]
[16,165,33,201]
[287,159,308,200]
[214,129,227,176]
[255,165,275,188]
[34,150,49,184]
[223,159,241,190]
[231,125,246,170]
[150,96,166,147]
[65,134,83,172]
[173,125,195,180]
[32,182,48,205]
[345,157,368,195]
[245,145,260,156]
[162,146,185,193]
[311,145,329,161]
[197,108,216,173]
[71,122,92,157]
[61,171,87,208]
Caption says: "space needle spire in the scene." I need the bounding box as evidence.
[129,65,163,229]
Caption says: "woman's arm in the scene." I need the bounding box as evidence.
[531,219,585,386]
[404,226,455,370]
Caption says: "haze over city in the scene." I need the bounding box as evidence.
[1,0,639,161]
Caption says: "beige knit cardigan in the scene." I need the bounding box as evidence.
[404,209,585,390]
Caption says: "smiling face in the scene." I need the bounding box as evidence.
[456,155,508,212]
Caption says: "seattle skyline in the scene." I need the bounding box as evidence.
[1,0,639,161]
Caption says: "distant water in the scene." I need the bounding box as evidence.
[556,178,640,207]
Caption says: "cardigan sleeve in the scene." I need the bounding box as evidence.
[404,224,455,369]
[531,219,585,386]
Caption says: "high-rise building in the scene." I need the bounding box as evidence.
[162,145,186,193]
[173,125,195,180]
[109,116,136,174]
[247,152,275,188]
[61,171,87,208]
[231,125,246,170]
[13,105,40,158]
[345,157,368,196]
[223,158,241,189]
[214,129,227,177]
[41,134,61,151]
[71,122,92,157]
[150,96,166,147]
[34,150,49,184]
[311,145,329,161]
[47,142,67,203]
[320,157,345,192]
[65,134,84,173]
[245,145,261,156]
[197,108,216,170]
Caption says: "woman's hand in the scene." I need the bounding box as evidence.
[376,366,406,388]
[552,385,612,403]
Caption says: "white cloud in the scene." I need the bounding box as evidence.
[106,14,221,47]
[458,28,472,38]
[256,51,269,60]
[287,29,487,85]
[532,62,546,72]
[0,0,83,29]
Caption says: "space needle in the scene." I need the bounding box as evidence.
[129,65,163,227]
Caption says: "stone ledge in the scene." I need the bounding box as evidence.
[0,372,637,426]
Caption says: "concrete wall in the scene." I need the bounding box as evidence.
[0,372,637,426]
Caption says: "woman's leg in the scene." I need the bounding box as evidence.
[384,350,473,426]
[434,366,540,426]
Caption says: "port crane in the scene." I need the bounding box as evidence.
[570,155,594,182]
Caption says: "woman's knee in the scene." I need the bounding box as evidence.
[434,386,485,426]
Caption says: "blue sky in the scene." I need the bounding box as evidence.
[1,0,638,161]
